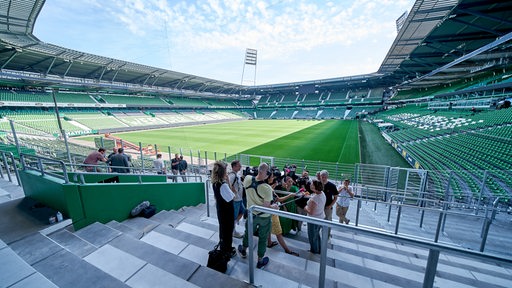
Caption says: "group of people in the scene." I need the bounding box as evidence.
[211,160,355,271]
[83,147,131,173]
[153,153,188,182]
[84,148,189,180]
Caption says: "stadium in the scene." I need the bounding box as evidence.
[0,0,511,287]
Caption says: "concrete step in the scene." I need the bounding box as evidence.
[330,230,512,288]
[8,232,128,287]
[0,239,57,288]
[172,209,512,288]
[170,216,404,287]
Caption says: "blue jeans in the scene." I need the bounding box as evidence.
[307,223,322,254]
[233,200,245,219]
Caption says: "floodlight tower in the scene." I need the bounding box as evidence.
[241,48,257,86]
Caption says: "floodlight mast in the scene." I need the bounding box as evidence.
[241,48,257,86]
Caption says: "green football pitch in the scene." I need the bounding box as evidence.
[80,120,361,164]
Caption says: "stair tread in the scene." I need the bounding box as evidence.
[48,229,97,258]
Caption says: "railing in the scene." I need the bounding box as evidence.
[0,150,21,187]
[20,153,69,183]
[356,196,499,250]
[246,205,512,288]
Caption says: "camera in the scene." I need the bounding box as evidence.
[243,166,258,177]
[267,166,281,179]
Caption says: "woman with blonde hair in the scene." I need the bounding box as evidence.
[211,161,235,257]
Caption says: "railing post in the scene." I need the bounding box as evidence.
[423,249,440,288]
[0,153,5,179]
[480,198,499,252]
[205,179,211,217]
[1,152,12,182]
[204,151,208,171]
[420,209,425,228]
[189,149,194,175]
[62,130,73,171]
[139,142,144,173]
[355,198,361,226]
[387,201,392,223]
[214,152,217,161]
[476,170,488,216]
[9,120,21,158]
[248,209,255,285]
[434,210,443,242]
[167,146,172,163]
[318,225,329,288]
[394,205,402,234]
[10,153,21,187]
[441,203,448,233]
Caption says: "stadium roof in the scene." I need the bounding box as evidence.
[0,0,245,95]
[0,0,511,96]
[381,0,512,90]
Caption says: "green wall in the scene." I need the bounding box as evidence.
[67,172,167,184]
[20,170,205,230]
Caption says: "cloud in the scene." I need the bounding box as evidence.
[102,0,412,60]
[36,0,415,84]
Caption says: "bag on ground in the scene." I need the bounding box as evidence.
[207,244,229,273]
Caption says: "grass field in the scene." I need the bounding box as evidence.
[79,120,361,163]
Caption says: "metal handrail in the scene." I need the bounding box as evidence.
[246,205,512,288]
[0,150,22,187]
[20,153,69,183]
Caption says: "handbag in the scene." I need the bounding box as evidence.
[207,243,229,273]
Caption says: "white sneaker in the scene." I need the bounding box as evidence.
[233,231,244,238]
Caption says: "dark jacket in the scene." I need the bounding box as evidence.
[108,153,130,173]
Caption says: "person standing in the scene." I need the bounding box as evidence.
[336,179,354,224]
[304,180,326,254]
[228,160,245,238]
[267,175,300,256]
[211,161,235,258]
[319,170,338,226]
[179,155,188,182]
[153,153,166,174]
[171,153,180,182]
[108,147,130,173]
[238,162,277,269]
[83,148,107,172]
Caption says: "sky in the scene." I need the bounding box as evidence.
[33,0,415,86]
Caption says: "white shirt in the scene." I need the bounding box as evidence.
[220,183,234,202]
[336,185,353,207]
[228,171,244,201]
[153,159,164,172]
[307,192,326,219]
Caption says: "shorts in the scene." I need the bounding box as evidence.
[233,200,245,219]
[271,214,283,235]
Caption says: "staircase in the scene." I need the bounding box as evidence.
[2,198,512,287]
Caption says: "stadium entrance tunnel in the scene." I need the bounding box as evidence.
[19,170,205,230]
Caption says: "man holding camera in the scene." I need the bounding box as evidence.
[238,162,278,269]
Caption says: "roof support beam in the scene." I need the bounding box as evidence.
[451,18,505,36]
[63,61,73,77]
[405,31,512,85]
[98,66,107,81]
[456,7,512,26]
[1,50,18,69]
[45,57,57,76]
